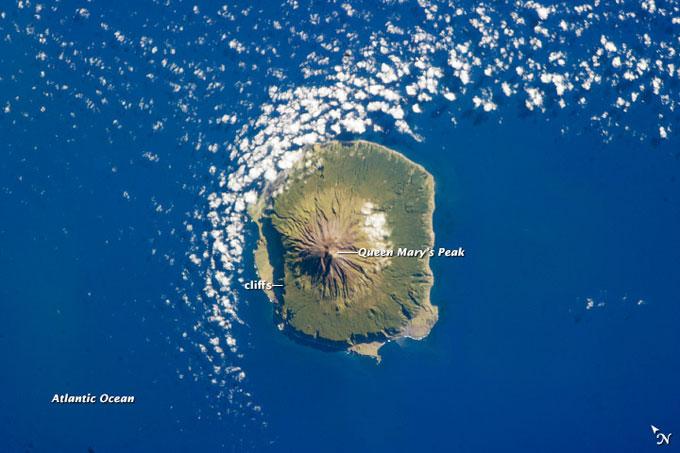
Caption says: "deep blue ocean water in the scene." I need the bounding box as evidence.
[2,1,680,452]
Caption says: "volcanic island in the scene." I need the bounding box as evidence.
[251,141,438,361]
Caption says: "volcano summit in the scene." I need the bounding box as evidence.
[283,187,380,301]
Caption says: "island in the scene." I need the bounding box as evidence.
[250,140,438,361]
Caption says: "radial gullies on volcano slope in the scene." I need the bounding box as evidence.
[280,188,380,303]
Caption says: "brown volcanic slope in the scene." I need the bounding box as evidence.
[281,188,378,301]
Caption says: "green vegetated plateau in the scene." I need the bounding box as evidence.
[252,140,437,359]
